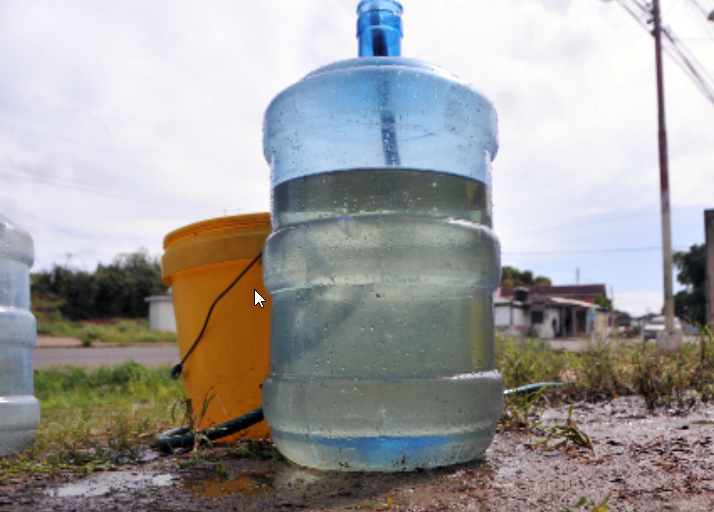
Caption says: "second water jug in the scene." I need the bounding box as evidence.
[262,0,503,471]
[0,214,40,456]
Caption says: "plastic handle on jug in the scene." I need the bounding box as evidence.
[357,0,403,57]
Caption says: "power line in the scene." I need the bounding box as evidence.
[505,210,657,237]
[614,0,714,104]
[2,166,219,209]
[685,0,714,38]
[503,245,688,255]
[1,167,226,215]
[662,26,714,102]
[664,0,684,15]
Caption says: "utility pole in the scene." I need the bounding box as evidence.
[652,0,677,350]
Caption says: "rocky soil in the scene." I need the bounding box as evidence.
[3,396,714,512]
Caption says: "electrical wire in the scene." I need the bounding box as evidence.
[685,0,714,38]
[661,27,714,102]
[505,210,659,238]
[1,166,226,215]
[503,246,666,256]
[614,0,714,104]
[664,0,684,15]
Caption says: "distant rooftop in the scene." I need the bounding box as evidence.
[499,284,606,302]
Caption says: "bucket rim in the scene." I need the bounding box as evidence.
[163,213,270,249]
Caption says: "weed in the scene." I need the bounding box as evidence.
[346,493,392,510]
[693,324,714,402]
[631,343,666,409]
[630,341,702,411]
[187,390,216,453]
[497,337,570,389]
[576,339,624,396]
[500,387,547,433]
[559,492,611,512]
[532,404,594,455]
[496,333,714,409]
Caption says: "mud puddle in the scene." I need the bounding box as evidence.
[46,471,175,498]
[8,396,714,511]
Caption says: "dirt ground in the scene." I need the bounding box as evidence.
[3,396,714,512]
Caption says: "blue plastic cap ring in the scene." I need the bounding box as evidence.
[357,0,404,57]
[357,0,403,16]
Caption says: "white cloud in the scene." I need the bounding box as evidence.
[0,0,712,317]
[615,290,664,318]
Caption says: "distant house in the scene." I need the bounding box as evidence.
[494,296,530,337]
[495,285,612,339]
[498,284,607,303]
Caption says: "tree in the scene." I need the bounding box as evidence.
[673,244,706,326]
[534,276,552,286]
[594,293,613,311]
[31,249,167,320]
[500,266,552,287]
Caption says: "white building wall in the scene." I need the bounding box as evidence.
[147,297,177,333]
[512,307,527,328]
[494,303,529,336]
[592,311,609,339]
[534,308,561,339]
[495,304,512,327]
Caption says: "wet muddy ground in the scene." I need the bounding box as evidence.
[3,396,714,511]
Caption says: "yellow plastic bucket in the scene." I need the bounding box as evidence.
[162,213,271,440]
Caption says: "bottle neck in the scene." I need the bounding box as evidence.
[357,1,403,57]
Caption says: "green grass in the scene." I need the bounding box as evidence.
[34,361,182,408]
[0,362,185,482]
[496,332,714,408]
[36,318,177,345]
[2,331,713,485]
[497,337,575,389]
[31,294,64,322]
[32,292,177,344]
[558,493,611,512]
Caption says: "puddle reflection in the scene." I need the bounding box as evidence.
[47,471,174,497]
[180,456,495,499]
[181,460,327,497]
[47,450,497,500]
[183,471,275,497]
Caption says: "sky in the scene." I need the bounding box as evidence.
[1,0,713,317]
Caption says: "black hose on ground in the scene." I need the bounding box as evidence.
[155,382,569,451]
[155,407,264,452]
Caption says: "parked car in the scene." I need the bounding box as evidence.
[617,326,637,339]
[642,316,682,341]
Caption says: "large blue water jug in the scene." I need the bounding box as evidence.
[0,214,40,456]
[262,0,503,471]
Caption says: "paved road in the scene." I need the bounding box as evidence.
[33,346,180,369]
[543,336,701,353]
[32,336,703,368]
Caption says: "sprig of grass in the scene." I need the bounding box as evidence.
[530,405,593,455]
[559,492,611,512]
[500,387,547,433]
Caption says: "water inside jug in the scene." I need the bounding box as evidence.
[262,0,503,471]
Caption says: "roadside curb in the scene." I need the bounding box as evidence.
[36,337,178,348]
